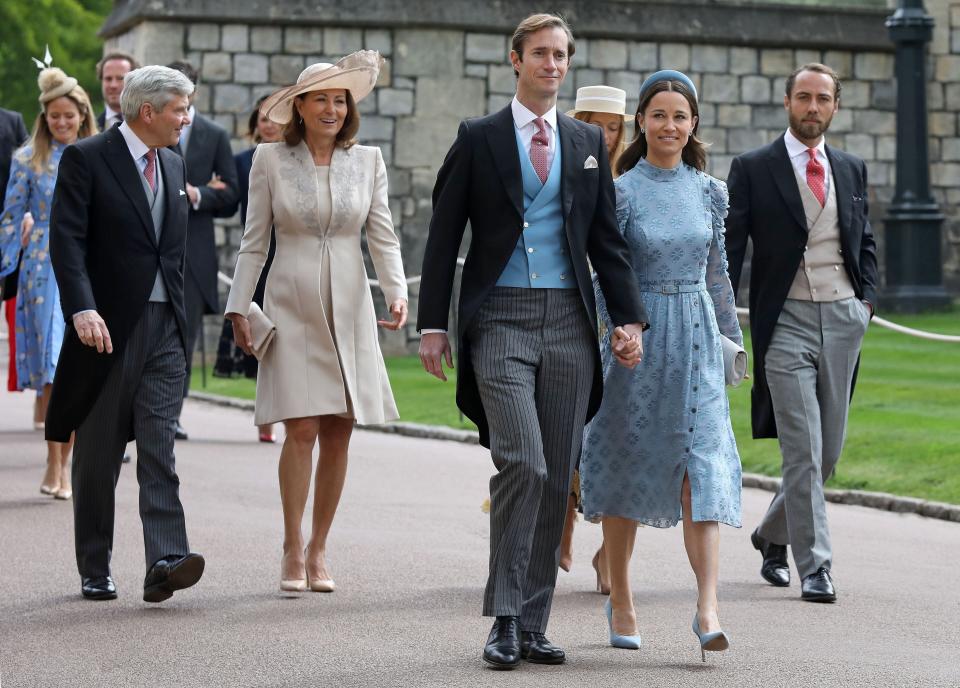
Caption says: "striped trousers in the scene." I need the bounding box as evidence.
[72,302,191,578]
[469,288,595,633]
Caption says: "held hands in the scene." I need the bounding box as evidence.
[206,173,227,191]
[227,312,253,356]
[611,323,645,369]
[377,298,408,331]
[73,311,113,354]
[419,332,454,381]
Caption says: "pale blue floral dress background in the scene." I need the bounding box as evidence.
[581,158,743,528]
[0,142,66,391]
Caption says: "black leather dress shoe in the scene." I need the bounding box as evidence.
[520,631,565,664]
[483,616,521,670]
[751,528,790,587]
[175,423,188,440]
[81,576,117,600]
[143,552,205,603]
[801,567,837,603]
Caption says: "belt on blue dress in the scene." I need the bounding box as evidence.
[638,281,706,294]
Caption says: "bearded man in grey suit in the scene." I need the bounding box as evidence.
[49,66,205,602]
[726,63,878,603]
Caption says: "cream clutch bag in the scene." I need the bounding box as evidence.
[720,334,747,387]
[247,303,276,361]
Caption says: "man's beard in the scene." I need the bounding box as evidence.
[789,112,832,140]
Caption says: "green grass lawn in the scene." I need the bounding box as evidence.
[192,308,960,504]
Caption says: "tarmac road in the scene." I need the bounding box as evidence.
[1,388,958,687]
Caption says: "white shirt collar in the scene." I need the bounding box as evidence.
[511,97,557,132]
[118,121,151,162]
[104,104,120,121]
[784,127,826,161]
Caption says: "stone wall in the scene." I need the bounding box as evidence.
[100,0,960,354]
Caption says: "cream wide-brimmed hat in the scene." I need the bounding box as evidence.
[260,50,383,125]
[566,85,632,121]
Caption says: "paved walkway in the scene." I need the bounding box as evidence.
[1,385,958,687]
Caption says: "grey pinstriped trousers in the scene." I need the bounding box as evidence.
[469,288,595,633]
[72,302,191,578]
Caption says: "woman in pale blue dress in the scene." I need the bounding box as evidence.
[580,71,742,659]
[0,66,97,498]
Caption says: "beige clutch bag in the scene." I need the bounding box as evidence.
[720,334,747,387]
[247,303,276,361]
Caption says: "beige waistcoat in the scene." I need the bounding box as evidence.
[787,169,855,302]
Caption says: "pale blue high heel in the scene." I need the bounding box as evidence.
[692,613,730,662]
[605,599,642,650]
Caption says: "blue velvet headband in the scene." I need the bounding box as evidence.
[638,69,698,104]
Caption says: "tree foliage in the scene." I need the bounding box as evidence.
[0,0,112,129]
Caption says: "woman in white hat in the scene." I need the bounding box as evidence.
[557,85,633,586]
[567,85,632,177]
[0,65,97,500]
[225,51,407,593]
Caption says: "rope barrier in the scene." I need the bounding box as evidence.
[217,269,957,342]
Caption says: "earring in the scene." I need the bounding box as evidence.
[640,127,645,134]
[299,117,304,125]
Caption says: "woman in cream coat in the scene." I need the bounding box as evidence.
[226,51,407,593]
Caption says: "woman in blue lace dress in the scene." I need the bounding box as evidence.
[580,71,742,658]
[0,66,97,498]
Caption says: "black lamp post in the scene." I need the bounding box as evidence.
[883,0,950,311]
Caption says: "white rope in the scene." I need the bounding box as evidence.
[217,270,955,342]
[735,306,960,342]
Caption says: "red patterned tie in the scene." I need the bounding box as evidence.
[144,149,157,194]
[530,117,550,184]
[806,148,825,207]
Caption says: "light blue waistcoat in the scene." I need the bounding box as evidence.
[495,127,576,289]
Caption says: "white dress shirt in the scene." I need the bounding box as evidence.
[103,105,122,130]
[421,99,559,336]
[511,97,557,169]
[784,127,831,199]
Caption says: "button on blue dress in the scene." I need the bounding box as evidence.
[581,159,743,528]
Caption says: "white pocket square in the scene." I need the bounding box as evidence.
[584,156,598,170]
[179,189,186,196]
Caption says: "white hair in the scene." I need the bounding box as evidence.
[120,66,194,121]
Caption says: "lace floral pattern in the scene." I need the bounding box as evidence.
[581,160,743,528]
[0,143,66,390]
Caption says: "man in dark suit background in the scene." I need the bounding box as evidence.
[96,51,139,131]
[726,63,878,604]
[49,65,205,602]
[1,106,29,309]
[166,61,238,439]
[417,13,646,669]
[1,107,30,390]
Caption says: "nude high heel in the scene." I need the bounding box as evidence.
[305,547,335,592]
[592,547,610,595]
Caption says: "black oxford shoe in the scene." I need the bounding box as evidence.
[483,616,521,670]
[174,423,189,440]
[143,552,205,603]
[751,528,790,587]
[81,576,117,600]
[520,631,565,664]
[801,567,837,603]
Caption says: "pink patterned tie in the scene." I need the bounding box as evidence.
[806,148,825,207]
[144,149,157,194]
[530,117,550,184]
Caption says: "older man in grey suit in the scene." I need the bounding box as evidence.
[49,66,205,602]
